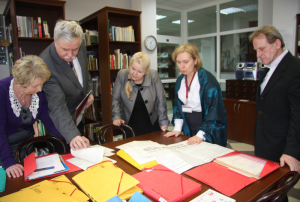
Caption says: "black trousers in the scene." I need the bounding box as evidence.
[187,111,202,136]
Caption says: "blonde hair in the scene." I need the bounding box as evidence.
[12,55,51,87]
[172,43,202,71]
[125,52,150,98]
[249,25,285,48]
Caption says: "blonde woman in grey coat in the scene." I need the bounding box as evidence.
[111,52,169,137]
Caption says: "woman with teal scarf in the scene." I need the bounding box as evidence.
[164,43,227,147]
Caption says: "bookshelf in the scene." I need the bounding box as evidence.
[3,0,65,62]
[79,7,141,134]
[295,14,300,57]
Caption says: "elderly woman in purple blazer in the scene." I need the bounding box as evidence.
[0,55,64,178]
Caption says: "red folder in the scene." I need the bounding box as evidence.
[133,164,201,202]
[24,152,69,181]
[61,153,82,173]
[185,152,280,196]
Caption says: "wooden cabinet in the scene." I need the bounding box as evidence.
[79,7,141,129]
[226,79,259,100]
[223,98,257,145]
[3,0,65,61]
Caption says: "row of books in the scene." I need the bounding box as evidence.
[84,29,98,45]
[86,122,102,142]
[87,51,99,70]
[109,25,135,42]
[110,49,130,69]
[85,102,97,121]
[16,16,49,38]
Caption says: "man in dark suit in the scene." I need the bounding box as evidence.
[40,20,94,151]
[249,25,300,173]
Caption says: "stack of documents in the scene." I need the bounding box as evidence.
[185,151,280,196]
[72,161,140,201]
[132,164,202,202]
[66,145,116,171]
[0,175,88,202]
[24,152,69,181]
[117,140,234,174]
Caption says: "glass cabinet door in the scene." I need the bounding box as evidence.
[157,43,179,79]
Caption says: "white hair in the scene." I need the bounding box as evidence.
[54,20,83,44]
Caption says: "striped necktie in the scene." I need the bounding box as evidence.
[69,61,78,78]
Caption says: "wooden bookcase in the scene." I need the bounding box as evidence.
[3,0,65,61]
[79,7,141,131]
[295,13,300,57]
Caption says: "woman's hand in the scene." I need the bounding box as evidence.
[6,164,24,178]
[187,136,203,145]
[113,119,125,126]
[164,131,181,137]
[160,125,168,131]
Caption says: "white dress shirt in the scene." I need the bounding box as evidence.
[260,49,288,94]
[72,57,83,87]
[173,72,206,140]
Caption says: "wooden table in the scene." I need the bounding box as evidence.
[0,131,290,201]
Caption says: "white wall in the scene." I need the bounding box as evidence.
[131,0,157,70]
[65,0,131,21]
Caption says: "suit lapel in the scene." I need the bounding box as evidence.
[261,52,291,97]
[77,44,87,94]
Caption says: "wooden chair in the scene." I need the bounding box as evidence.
[254,171,300,202]
[96,123,135,145]
[16,136,67,163]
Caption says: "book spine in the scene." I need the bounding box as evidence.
[38,17,42,37]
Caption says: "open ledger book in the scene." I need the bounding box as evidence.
[76,90,92,125]
[214,153,267,179]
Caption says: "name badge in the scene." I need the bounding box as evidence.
[182,106,192,113]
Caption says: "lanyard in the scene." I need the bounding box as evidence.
[185,72,196,105]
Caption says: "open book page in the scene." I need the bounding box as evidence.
[76,90,92,125]
[214,153,267,179]
[89,144,115,156]
[167,141,234,162]
[67,146,104,170]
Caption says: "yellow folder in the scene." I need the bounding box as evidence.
[116,149,159,170]
[118,186,143,200]
[0,180,79,202]
[72,161,140,202]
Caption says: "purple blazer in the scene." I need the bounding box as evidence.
[0,77,64,169]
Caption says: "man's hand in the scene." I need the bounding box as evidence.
[113,119,125,127]
[160,125,168,131]
[280,154,300,172]
[70,136,90,150]
[187,136,203,145]
[85,94,94,109]
[6,164,24,178]
[164,131,181,137]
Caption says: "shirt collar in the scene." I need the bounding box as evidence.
[264,49,288,69]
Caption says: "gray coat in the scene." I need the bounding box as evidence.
[40,42,93,143]
[111,69,169,127]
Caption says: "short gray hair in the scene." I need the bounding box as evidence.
[54,20,83,44]
[249,25,285,48]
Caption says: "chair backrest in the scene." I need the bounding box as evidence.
[96,124,135,145]
[16,136,67,163]
[254,171,300,202]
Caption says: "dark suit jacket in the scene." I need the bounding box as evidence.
[255,51,300,162]
[40,42,92,144]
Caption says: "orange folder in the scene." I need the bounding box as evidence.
[133,164,202,202]
[185,151,280,196]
